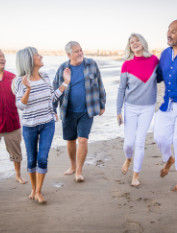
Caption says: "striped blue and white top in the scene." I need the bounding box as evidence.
[14,72,62,127]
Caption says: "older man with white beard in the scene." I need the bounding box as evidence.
[0,50,26,184]
[154,20,177,190]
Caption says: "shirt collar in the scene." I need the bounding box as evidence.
[63,58,91,68]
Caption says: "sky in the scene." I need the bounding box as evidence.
[0,0,177,51]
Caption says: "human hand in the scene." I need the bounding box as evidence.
[117,114,123,126]
[99,109,105,116]
[63,68,71,85]
[55,113,59,122]
[22,75,31,89]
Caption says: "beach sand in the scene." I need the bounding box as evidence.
[1,133,177,233]
[1,83,177,233]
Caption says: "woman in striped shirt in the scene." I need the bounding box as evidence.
[14,47,71,203]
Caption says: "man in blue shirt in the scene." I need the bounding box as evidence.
[53,41,106,182]
[154,20,177,190]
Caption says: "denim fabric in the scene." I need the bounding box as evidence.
[62,112,93,140]
[23,120,55,174]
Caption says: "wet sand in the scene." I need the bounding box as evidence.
[1,131,177,233]
[1,82,177,233]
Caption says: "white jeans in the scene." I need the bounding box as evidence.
[124,104,155,173]
[154,102,177,170]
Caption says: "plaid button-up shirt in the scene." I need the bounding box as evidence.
[53,58,106,121]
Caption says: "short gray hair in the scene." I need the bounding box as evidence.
[65,41,80,54]
[125,33,151,60]
[16,47,38,76]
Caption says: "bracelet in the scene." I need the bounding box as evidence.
[62,82,68,87]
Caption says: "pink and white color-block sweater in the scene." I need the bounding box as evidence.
[117,55,159,114]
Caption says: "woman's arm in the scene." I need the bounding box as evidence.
[20,76,31,105]
[117,61,128,115]
[13,76,30,111]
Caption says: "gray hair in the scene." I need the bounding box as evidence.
[16,47,38,76]
[125,33,151,60]
[65,41,80,54]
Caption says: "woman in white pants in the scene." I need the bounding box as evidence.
[117,33,160,186]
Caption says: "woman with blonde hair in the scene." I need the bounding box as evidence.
[117,33,160,186]
[14,47,71,203]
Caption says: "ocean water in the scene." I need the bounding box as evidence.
[0,54,154,178]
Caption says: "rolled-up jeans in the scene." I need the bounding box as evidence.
[23,120,55,174]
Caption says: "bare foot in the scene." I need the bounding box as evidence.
[172,185,177,191]
[121,159,131,175]
[16,176,27,184]
[35,192,47,204]
[131,178,140,187]
[160,156,175,178]
[64,168,75,175]
[28,190,36,200]
[75,175,85,183]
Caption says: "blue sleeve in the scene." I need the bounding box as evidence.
[156,64,163,83]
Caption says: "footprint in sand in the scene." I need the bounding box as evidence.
[151,155,161,158]
[122,219,144,233]
[115,179,125,184]
[120,192,131,202]
[136,197,161,212]
[96,160,105,167]
[147,201,161,212]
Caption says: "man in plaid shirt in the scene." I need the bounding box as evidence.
[53,41,106,182]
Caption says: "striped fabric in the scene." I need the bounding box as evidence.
[14,72,62,127]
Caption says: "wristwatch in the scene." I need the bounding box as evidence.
[62,82,68,87]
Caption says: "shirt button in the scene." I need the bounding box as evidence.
[169,82,171,85]
[168,90,171,92]
[169,74,172,77]
[171,67,173,69]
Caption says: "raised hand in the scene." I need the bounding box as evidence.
[63,68,71,85]
[22,75,31,89]
[117,114,123,126]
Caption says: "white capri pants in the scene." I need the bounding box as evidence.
[154,102,177,170]
[124,104,155,173]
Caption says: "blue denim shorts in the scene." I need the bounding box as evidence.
[23,120,55,174]
[62,112,93,140]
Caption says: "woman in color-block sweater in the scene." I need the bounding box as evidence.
[13,47,71,203]
[117,33,160,186]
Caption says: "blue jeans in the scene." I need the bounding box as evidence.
[23,120,55,174]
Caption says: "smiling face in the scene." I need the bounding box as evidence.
[68,44,84,66]
[33,52,44,68]
[167,21,177,47]
[130,36,144,55]
[0,50,6,72]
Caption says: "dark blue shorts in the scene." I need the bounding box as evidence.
[62,112,93,140]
